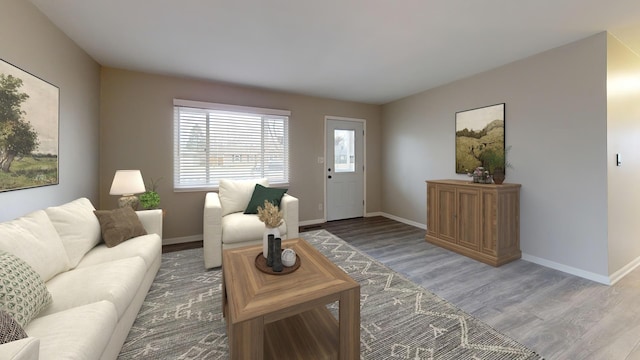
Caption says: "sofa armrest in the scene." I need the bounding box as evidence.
[136,209,163,239]
[203,192,223,269]
[281,194,299,239]
[1,337,40,360]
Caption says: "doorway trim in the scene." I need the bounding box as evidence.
[324,115,367,222]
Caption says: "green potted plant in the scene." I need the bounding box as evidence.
[139,177,162,210]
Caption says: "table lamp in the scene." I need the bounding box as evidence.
[109,170,146,209]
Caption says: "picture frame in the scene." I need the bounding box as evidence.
[0,58,59,192]
[455,103,505,174]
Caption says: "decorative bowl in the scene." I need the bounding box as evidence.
[281,248,297,267]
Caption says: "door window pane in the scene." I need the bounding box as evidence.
[334,129,355,173]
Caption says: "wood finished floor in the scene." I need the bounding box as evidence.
[165,216,640,360]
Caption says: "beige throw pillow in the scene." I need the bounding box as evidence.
[93,207,147,248]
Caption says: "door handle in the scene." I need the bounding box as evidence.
[328,175,332,179]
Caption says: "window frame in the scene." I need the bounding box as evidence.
[173,99,290,191]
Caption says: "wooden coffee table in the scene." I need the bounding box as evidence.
[222,238,360,359]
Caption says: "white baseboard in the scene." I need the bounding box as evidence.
[374,213,618,285]
[377,212,427,230]
[365,211,383,217]
[301,213,427,229]
[163,234,202,246]
[373,212,626,285]
[521,253,611,285]
[300,218,325,227]
[609,255,640,285]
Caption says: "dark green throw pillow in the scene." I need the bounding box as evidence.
[244,184,288,214]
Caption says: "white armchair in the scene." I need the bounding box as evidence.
[203,179,299,269]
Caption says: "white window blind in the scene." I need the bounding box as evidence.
[173,99,290,190]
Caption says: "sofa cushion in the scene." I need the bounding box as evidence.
[45,197,102,268]
[244,184,288,214]
[93,207,147,247]
[76,233,161,270]
[0,337,40,359]
[222,212,287,244]
[0,310,28,344]
[26,300,117,360]
[0,210,70,282]
[219,178,268,216]
[40,257,146,319]
[0,251,52,328]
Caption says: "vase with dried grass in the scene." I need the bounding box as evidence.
[257,200,284,258]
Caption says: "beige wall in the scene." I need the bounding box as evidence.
[606,34,640,276]
[382,33,611,280]
[99,68,381,240]
[0,0,100,221]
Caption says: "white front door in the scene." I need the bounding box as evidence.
[326,118,365,221]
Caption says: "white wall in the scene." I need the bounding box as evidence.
[382,33,610,279]
[606,34,640,277]
[0,0,100,221]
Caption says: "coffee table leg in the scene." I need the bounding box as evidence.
[339,287,360,360]
[221,267,227,318]
[228,317,264,359]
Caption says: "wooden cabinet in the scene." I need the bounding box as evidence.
[426,180,521,266]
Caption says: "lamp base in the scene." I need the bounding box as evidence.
[118,195,140,210]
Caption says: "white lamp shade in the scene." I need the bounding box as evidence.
[109,170,146,195]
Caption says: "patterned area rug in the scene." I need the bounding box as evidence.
[118,230,543,359]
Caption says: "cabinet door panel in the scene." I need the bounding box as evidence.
[481,191,497,256]
[437,186,456,243]
[457,189,480,250]
[427,183,438,237]
[497,190,520,254]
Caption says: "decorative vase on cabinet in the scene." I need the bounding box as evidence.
[492,168,506,184]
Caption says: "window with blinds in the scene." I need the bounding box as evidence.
[173,99,290,190]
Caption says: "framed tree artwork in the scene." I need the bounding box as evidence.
[0,59,59,192]
[455,103,505,174]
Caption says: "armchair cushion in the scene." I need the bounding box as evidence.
[219,178,268,216]
[222,213,286,245]
[244,184,288,214]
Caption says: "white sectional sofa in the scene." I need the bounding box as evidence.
[0,198,162,360]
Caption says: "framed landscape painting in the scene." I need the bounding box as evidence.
[0,59,59,192]
[455,103,505,174]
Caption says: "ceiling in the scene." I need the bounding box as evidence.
[29,0,640,104]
